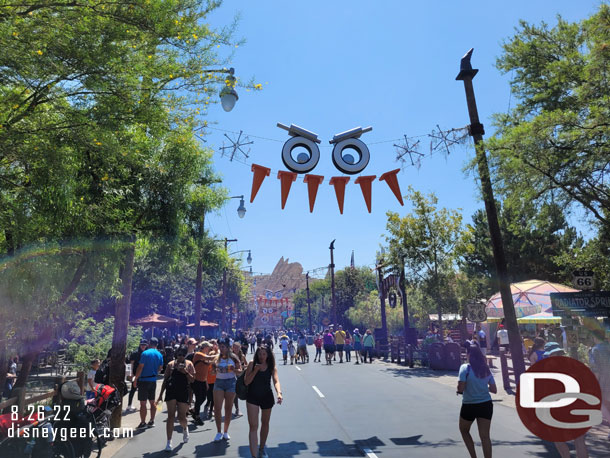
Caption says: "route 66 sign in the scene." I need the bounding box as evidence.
[465,302,487,323]
[572,269,594,290]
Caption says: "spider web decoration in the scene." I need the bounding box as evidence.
[219,130,254,162]
[394,135,424,170]
[428,125,470,156]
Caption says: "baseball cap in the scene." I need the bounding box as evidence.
[139,339,148,345]
[543,342,560,351]
[149,337,159,346]
[547,347,565,357]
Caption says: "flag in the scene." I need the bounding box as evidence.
[350,250,355,269]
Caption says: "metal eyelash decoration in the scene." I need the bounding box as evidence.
[394,134,424,170]
[219,130,254,162]
[428,125,470,156]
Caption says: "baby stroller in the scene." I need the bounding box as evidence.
[86,384,120,446]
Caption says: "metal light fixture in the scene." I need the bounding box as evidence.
[237,197,246,218]
[220,68,238,112]
[247,250,252,264]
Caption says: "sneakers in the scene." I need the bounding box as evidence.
[137,422,147,429]
[183,429,189,443]
[223,432,230,441]
[194,417,204,426]
[164,441,172,452]
[214,432,223,442]
[258,446,269,458]
[128,405,137,412]
[147,420,155,427]
[235,409,240,416]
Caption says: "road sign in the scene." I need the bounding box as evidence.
[572,269,594,290]
[550,291,610,317]
[465,302,487,322]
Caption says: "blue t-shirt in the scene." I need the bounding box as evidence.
[458,363,495,404]
[138,349,163,381]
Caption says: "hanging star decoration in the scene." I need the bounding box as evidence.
[394,134,424,170]
[428,125,470,156]
[219,130,254,162]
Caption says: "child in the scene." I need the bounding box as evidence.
[288,340,296,365]
[314,334,323,363]
[87,359,100,400]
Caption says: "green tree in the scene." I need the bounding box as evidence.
[386,187,468,336]
[488,5,610,230]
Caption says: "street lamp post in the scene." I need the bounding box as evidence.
[223,248,251,333]
[306,273,312,333]
[456,48,525,378]
[329,240,337,326]
[376,255,388,351]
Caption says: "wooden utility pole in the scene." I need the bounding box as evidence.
[376,260,388,344]
[221,238,238,334]
[456,48,525,378]
[194,214,204,338]
[329,240,337,326]
[306,273,312,333]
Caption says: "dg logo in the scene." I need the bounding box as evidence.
[277,123,372,175]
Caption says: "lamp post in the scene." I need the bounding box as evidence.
[376,253,388,350]
[222,248,252,333]
[456,48,525,378]
[329,240,337,326]
[306,273,312,333]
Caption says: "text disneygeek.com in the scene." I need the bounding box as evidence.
[8,424,134,441]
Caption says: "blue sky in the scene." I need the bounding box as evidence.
[203,1,602,276]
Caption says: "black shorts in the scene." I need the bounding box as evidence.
[166,388,189,404]
[324,344,336,354]
[336,344,344,352]
[247,391,275,410]
[137,380,157,401]
[460,401,493,422]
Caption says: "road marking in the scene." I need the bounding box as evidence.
[363,448,378,458]
[295,366,301,371]
[312,385,325,398]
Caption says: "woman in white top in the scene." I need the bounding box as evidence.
[212,338,242,442]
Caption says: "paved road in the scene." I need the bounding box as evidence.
[113,346,565,458]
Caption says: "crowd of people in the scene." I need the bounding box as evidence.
[119,334,282,457]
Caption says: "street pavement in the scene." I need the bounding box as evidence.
[110,345,586,458]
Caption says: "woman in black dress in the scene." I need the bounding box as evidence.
[244,345,283,458]
[157,346,195,452]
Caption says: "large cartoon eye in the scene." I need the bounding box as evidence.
[261,316,269,323]
[278,123,321,174]
[330,127,372,175]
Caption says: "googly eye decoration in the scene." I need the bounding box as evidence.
[329,126,373,175]
[277,123,321,174]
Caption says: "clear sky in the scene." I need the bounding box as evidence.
[203,0,602,277]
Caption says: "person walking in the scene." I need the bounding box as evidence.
[496,324,509,352]
[352,329,362,364]
[157,346,195,451]
[126,340,148,412]
[249,333,256,354]
[297,331,308,363]
[323,329,335,365]
[344,332,352,362]
[192,342,214,425]
[313,334,323,363]
[245,345,283,458]
[334,325,346,363]
[134,337,164,428]
[362,329,375,363]
[279,333,289,365]
[232,341,248,417]
[457,343,497,458]
[204,340,218,419]
[212,338,242,442]
[476,325,487,356]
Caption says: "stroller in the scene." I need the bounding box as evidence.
[86,384,120,446]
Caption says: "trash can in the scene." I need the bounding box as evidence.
[428,342,445,370]
[443,342,462,371]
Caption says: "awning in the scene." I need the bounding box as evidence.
[186,320,219,328]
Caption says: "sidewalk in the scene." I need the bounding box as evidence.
[102,379,164,458]
[377,357,610,456]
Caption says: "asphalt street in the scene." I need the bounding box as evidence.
[113,346,566,458]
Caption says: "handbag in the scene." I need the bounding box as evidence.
[235,372,248,400]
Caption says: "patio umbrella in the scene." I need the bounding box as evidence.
[485,279,578,320]
[131,312,183,327]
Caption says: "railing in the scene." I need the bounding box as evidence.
[0,372,84,415]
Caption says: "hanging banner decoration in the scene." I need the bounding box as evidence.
[354,175,376,213]
[330,127,373,174]
[329,176,350,214]
[277,170,297,209]
[303,174,324,213]
[250,164,271,203]
[379,169,404,206]
[277,123,321,173]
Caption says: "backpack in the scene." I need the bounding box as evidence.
[94,359,110,384]
[235,372,248,400]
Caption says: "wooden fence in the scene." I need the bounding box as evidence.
[0,372,84,416]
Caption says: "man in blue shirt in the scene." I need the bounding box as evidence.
[134,337,163,428]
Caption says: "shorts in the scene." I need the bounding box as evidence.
[354,342,362,351]
[336,344,344,352]
[246,390,275,410]
[344,345,352,352]
[324,344,336,354]
[165,387,188,404]
[460,401,493,422]
[282,350,288,358]
[214,377,236,393]
[298,345,307,353]
[137,380,157,401]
